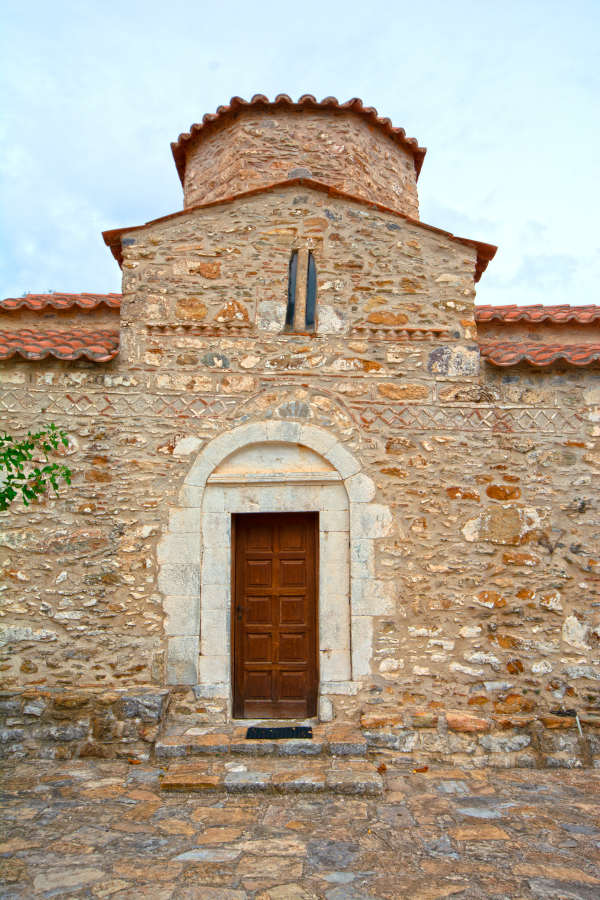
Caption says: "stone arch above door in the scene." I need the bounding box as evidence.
[157,421,393,713]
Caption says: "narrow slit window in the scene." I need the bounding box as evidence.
[285,249,317,332]
[305,251,317,331]
[285,250,298,331]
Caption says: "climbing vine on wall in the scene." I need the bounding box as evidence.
[0,424,72,511]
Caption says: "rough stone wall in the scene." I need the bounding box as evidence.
[1,183,599,764]
[182,109,420,219]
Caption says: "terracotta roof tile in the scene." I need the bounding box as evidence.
[480,341,600,367]
[475,304,600,324]
[171,94,427,182]
[0,292,121,312]
[0,329,119,362]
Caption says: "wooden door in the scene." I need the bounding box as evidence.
[233,512,318,718]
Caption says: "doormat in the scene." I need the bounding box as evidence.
[246,726,313,740]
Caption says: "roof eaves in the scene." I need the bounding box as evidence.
[170,94,427,185]
[480,341,600,367]
[476,304,600,325]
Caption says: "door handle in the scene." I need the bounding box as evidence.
[236,606,243,621]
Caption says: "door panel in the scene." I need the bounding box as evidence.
[233,512,318,718]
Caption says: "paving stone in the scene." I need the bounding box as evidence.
[2,759,600,899]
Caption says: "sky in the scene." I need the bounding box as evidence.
[1,0,599,307]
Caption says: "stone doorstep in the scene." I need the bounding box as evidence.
[154,723,367,760]
[159,756,383,796]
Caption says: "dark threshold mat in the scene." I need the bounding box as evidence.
[246,726,313,740]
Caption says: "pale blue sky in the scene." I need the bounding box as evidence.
[1,0,599,306]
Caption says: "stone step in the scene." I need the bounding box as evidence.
[155,724,367,760]
[159,756,383,796]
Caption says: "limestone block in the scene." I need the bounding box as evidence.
[320,509,350,532]
[351,578,396,616]
[320,530,349,562]
[193,683,229,699]
[198,653,229,685]
[344,472,376,503]
[201,542,230,587]
[316,484,348,511]
[351,504,393,538]
[201,583,229,611]
[321,560,349,597]
[166,636,199,685]
[200,608,229,656]
[157,534,201,566]
[168,507,202,534]
[158,564,200,597]
[324,443,361,479]
[351,616,374,677]
[562,615,589,650]
[178,484,204,508]
[202,512,231,544]
[320,681,360,695]
[298,424,339,455]
[173,436,203,457]
[350,539,376,577]
[202,487,226,512]
[319,696,334,722]
[266,421,302,444]
[320,649,351,682]
[184,458,218,489]
[319,595,350,649]
[164,594,200,636]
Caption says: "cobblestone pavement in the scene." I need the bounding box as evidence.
[2,760,600,899]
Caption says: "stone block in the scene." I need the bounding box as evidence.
[168,507,202,533]
[351,579,395,616]
[320,649,351,682]
[319,595,350,650]
[321,560,349,597]
[201,583,229,611]
[320,530,349,562]
[344,472,376,503]
[351,617,373,677]
[446,711,490,733]
[202,487,226,512]
[298,424,339,455]
[351,503,393,538]
[319,696,334,722]
[166,636,199,685]
[200,542,231,587]
[198,653,229,685]
[158,564,200,597]
[178,484,204,508]
[164,594,200,636]
[319,509,349,532]
[200,608,229,656]
[324,443,361,479]
[350,539,376,576]
[157,534,201,566]
[117,692,169,723]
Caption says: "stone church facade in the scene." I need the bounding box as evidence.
[1,95,599,768]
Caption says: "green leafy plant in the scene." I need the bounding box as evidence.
[0,424,72,511]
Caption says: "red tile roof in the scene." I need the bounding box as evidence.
[103,176,497,282]
[0,329,119,362]
[0,292,121,312]
[171,94,427,183]
[480,341,600,367]
[475,304,600,324]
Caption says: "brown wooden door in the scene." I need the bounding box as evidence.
[233,512,318,719]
